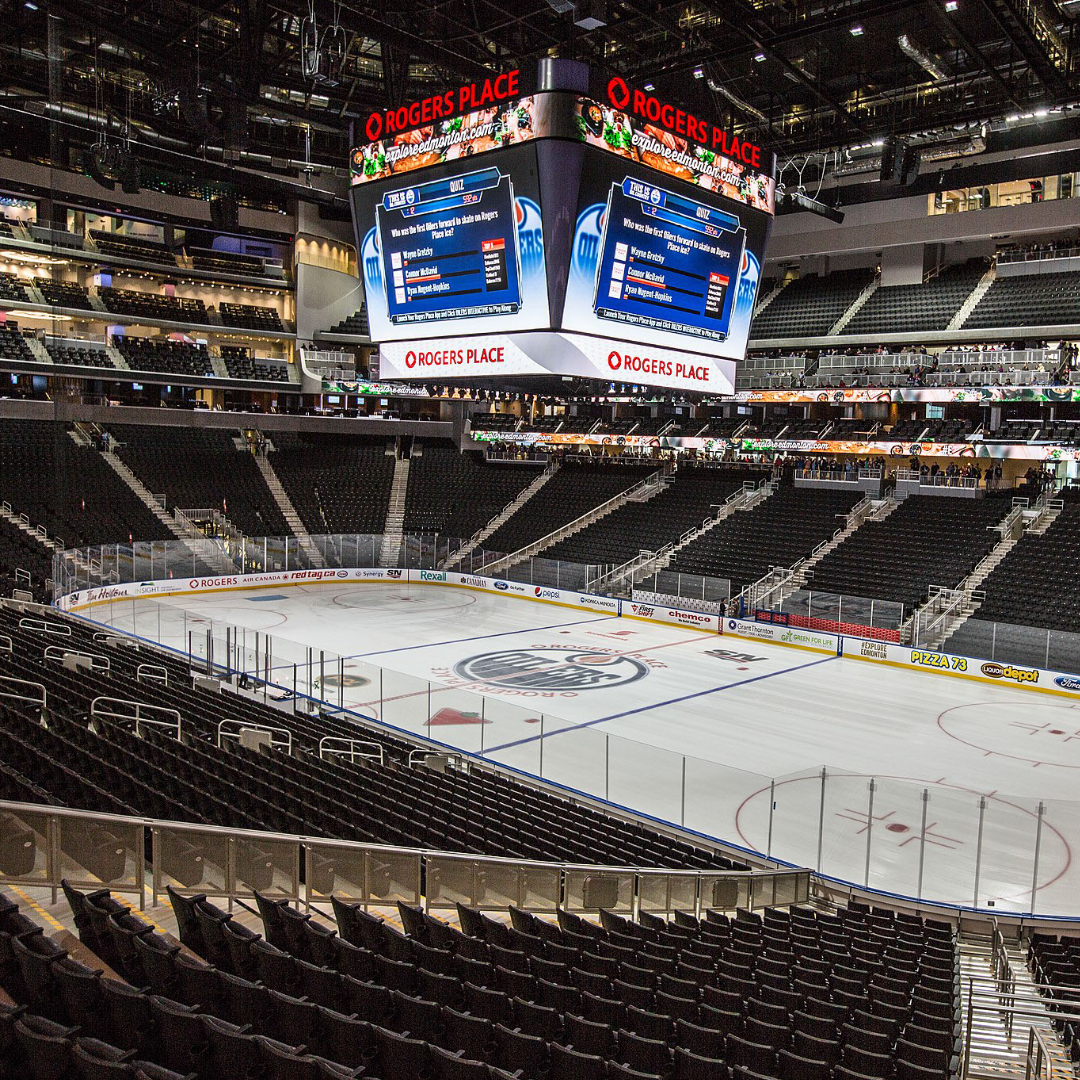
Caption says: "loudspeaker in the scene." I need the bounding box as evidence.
[82,146,115,191]
[897,142,920,186]
[209,193,240,232]
[878,138,897,183]
[119,154,140,194]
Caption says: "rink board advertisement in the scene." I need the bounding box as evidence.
[57,569,1080,699]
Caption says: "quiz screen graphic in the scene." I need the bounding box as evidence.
[376,167,523,325]
[592,177,746,344]
[352,142,550,341]
[564,146,770,362]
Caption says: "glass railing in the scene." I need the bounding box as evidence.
[0,800,809,916]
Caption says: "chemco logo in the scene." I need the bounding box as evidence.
[453,647,649,691]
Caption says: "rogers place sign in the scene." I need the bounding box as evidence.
[606,76,763,169]
[607,349,711,385]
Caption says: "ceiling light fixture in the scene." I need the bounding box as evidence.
[850,25,864,35]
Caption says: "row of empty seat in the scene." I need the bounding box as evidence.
[669,487,862,594]
[808,495,1010,610]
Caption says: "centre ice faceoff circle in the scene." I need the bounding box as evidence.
[453,647,650,691]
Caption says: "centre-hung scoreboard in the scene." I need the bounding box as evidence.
[348,60,775,396]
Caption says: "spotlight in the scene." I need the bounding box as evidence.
[849,24,864,35]
[693,67,704,78]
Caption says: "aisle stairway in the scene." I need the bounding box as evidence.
[959,931,1074,1079]
[445,459,558,567]
[612,479,774,594]
[98,447,231,574]
[254,447,325,568]
[379,453,410,567]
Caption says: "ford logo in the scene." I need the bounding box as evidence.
[1055,676,1080,691]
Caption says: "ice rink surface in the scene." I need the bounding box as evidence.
[101,582,1080,915]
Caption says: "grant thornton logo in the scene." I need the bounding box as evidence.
[453,647,649,691]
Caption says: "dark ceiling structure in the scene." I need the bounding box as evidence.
[0,0,1075,208]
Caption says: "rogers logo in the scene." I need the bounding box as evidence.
[607,76,630,109]
[365,112,383,142]
[405,351,417,369]
[608,350,622,371]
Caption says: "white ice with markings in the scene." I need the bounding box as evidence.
[100,583,1080,916]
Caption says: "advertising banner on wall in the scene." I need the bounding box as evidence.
[468,426,1076,460]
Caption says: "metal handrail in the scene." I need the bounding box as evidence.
[0,634,11,653]
[18,617,71,636]
[0,676,47,710]
[91,697,181,740]
[136,664,169,685]
[1026,1027,1058,1079]
[500,468,666,567]
[217,718,292,754]
[43,645,111,672]
[319,736,385,765]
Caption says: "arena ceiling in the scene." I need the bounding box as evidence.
[0,0,1076,204]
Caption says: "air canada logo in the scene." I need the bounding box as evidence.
[453,647,649,692]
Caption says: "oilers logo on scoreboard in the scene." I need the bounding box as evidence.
[732,247,761,326]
